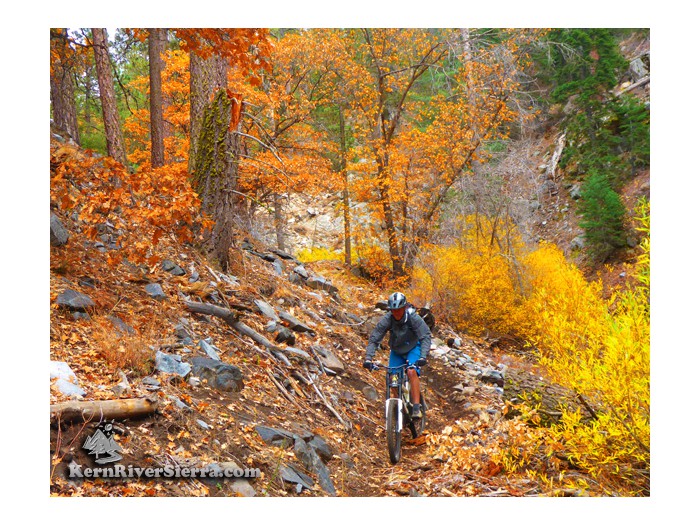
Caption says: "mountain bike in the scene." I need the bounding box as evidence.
[369,363,427,464]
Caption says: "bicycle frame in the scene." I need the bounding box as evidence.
[373,363,413,432]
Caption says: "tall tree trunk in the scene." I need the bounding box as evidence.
[273,193,286,252]
[92,28,128,167]
[83,72,92,126]
[376,159,403,276]
[50,30,80,145]
[192,89,239,271]
[148,28,167,167]
[188,52,228,173]
[339,107,352,266]
[460,28,472,60]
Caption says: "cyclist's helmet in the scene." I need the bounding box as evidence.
[387,292,407,310]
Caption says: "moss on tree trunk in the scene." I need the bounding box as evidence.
[192,89,239,271]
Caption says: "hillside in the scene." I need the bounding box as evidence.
[49,131,621,498]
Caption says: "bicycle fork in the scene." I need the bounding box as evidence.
[386,398,403,431]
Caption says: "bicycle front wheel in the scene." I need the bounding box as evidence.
[386,399,402,464]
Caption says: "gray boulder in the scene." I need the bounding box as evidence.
[154,351,191,377]
[56,289,95,311]
[50,213,69,246]
[274,327,296,346]
[50,361,86,397]
[570,235,585,251]
[271,249,299,263]
[190,356,243,392]
[78,276,97,288]
[162,259,186,276]
[308,435,334,462]
[288,272,304,285]
[145,283,166,300]
[174,322,194,346]
[293,265,309,279]
[141,376,161,391]
[188,264,200,283]
[305,276,339,295]
[199,339,221,361]
[168,395,192,412]
[339,453,356,469]
[50,360,78,383]
[569,184,582,200]
[480,369,505,388]
[251,250,276,262]
[254,299,280,322]
[107,315,136,335]
[362,385,379,402]
[294,437,336,495]
[629,55,649,79]
[282,346,313,363]
[255,425,297,448]
[278,464,315,492]
[278,310,314,333]
[311,345,345,374]
[204,461,257,496]
[54,379,86,397]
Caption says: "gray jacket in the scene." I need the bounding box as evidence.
[365,311,431,361]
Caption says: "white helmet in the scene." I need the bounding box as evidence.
[387,292,407,310]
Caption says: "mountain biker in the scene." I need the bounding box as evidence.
[363,292,431,419]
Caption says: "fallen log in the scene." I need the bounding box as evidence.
[547,132,566,181]
[50,396,158,424]
[184,300,299,365]
[185,300,276,348]
[615,75,650,96]
[184,300,241,327]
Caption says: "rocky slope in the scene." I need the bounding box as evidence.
[49,134,600,497]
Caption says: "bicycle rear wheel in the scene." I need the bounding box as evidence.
[408,394,427,438]
[386,399,402,464]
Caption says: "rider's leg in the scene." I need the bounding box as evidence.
[407,368,420,405]
[388,350,404,399]
[405,345,422,405]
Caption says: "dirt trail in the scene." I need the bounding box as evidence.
[339,357,507,497]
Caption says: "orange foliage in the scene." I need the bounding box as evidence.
[50,28,92,77]
[50,141,210,266]
[319,29,542,274]
[175,28,272,87]
[124,49,191,168]
[230,30,341,200]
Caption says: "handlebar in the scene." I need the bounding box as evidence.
[367,362,414,371]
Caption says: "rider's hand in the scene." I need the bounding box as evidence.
[363,360,374,370]
[414,358,428,367]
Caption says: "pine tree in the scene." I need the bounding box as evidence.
[579,172,627,261]
[92,28,128,167]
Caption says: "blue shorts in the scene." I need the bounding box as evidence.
[389,344,421,376]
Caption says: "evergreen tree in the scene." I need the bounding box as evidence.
[534,29,649,188]
[579,172,627,261]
